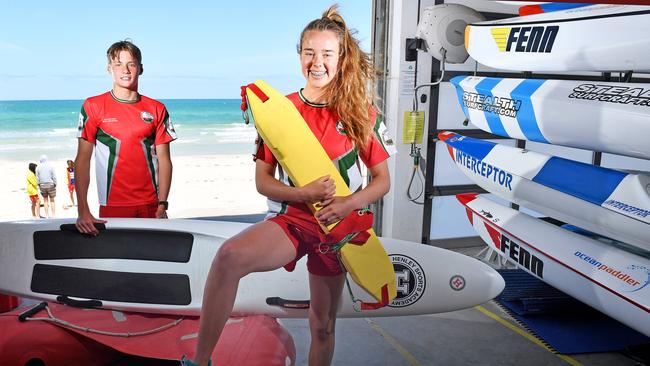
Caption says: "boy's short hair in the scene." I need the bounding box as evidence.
[106,40,142,64]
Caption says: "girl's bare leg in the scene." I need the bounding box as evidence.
[191,220,296,366]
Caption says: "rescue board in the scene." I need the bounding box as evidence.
[457,193,650,336]
[243,80,396,305]
[465,5,650,71]
[439,131,650,251]
[0,218,505,317]
[451,75,650,160]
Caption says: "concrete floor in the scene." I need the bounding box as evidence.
[278,242,648,366]
[281,299,646,365]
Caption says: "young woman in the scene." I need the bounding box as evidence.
[185,6,394,366]
[26,163,40,219]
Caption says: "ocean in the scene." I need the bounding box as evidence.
[0,99,257,162]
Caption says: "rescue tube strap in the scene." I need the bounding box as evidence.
[317,209,374,253]
[241,83,270,125]
[247,83,269,103]
[340,255,390,311]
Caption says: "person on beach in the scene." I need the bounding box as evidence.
[184,6,395,366]
[65,159,76,208]
[36,155,57,218]
[75,40,176,235]
[26,162,41,219]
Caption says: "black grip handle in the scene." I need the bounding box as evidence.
[18,301,48,322]
[60,223,107,233]
[56,295,103,309]
[266,297,310,309]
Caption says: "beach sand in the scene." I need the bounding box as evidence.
[0,154,268,222]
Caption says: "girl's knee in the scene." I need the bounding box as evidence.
[213,240,237,266]
[212,239,251,276]
[311,324,335,342]
[309,314,336,341]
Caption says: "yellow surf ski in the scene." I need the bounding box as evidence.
[244,80,396,305]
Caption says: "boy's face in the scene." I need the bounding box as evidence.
[108,50,141,91]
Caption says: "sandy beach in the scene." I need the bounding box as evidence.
[0,154,268,222]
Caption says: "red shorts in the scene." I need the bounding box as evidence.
[99,202,159,218]
[29,195,39,204]
[268,214,343,277]
[68,184,75,193]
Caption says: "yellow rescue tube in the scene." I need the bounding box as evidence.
[245,80,396,304]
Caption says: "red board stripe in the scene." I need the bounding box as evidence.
[484,222,502,250]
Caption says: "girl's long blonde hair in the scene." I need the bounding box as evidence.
[299,5,377,149]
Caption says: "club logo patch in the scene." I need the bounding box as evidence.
[382,130,394,146]
[449,275,466,291]
[140,111,155,123]
[336,121,346,135]
[388,254,426,308]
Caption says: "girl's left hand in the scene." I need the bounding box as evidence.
[315,196,354,226]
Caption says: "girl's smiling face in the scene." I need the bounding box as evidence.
[300,30,340,100]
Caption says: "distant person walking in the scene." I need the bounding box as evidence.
[26,162,41,219]
[66,160,76,208]
[36,155,57,218]
[75,40,176,235]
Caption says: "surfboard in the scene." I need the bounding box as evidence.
[450,75,650,160]
[465,5,650,71]
[438,131,650,251]
[0,218,504,317]
[457,193,650,336]
[243,80,396,306]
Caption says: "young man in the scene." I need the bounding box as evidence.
[75,40,176,235]
[36,155,57,218]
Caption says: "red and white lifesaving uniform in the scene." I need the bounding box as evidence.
[255,90,397,222]
[77,91,176,206]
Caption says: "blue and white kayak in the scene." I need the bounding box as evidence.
[450,75,650,160]
[439,131,650,251]
[457,193,650,336]
[465,4,650,72]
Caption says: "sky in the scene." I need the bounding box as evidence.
[0,1,372,101]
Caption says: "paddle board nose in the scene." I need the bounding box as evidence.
[484,267,506,300]
[450,257,505,307]
[382,238,505,314]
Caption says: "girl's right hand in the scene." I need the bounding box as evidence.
[299,175,335,206]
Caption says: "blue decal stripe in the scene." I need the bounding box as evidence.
[444,133,496,161]
[450,76,470,118]
[511,79,549,144]
[540,3,590,13]
[532,157,627,205]
[475,78,508,137]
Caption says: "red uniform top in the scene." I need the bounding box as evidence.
[77,91,176,206]
[255,90,396,221]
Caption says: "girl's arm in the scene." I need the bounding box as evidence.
[255,159,336,205]
[315,160,390,225]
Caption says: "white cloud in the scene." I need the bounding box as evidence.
[0,41,29,53]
